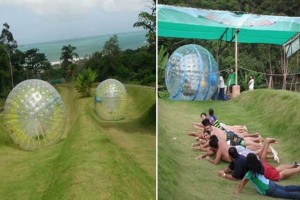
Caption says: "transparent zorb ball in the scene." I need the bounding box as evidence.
[3,79,66,150]
[165,44,219,101]
[95,79,127,120]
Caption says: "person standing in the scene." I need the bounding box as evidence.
[218,73,226,101]
[248,76,254,91]
[227,68,236,95]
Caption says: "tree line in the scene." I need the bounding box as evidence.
[0,0,156,100]
[158,0,300,92]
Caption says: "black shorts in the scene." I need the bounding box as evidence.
[226,131,244,146]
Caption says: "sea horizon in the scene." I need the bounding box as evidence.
[18,30,148,63]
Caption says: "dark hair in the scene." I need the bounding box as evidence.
[208,108,214,116]
[209,138,218,148]
[246,153,264,176]
[203,129,211,138]
[202,118,211,126]
[228,147,239,159]
[200,112,207,117]
[209,135,218,141]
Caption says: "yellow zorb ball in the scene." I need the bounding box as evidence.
[95,79,127,121]
[3,79,66,151]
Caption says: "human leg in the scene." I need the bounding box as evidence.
[219,88,225,101]
[244,139,263,150]
[259,138,276,161]
[279,167,300,180]
[267,181,300,199]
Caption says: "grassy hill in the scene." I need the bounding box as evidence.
[0,83,156,200]
[158,89,300,200]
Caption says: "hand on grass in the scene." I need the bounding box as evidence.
[233,189,240,195]
[218,170,225,177]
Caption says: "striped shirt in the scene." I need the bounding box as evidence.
[209,115,221,128]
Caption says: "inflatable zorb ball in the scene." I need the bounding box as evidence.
[95,79,127,120]
[165,44,219,101]
[3,79,66,151]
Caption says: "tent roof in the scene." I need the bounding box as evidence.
[158,4,300,45]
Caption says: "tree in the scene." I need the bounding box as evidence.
[133,0,156,52]
[0,44,11,98]
[0,23,18,87]
[24,48,50,78]
[60,44,78,81]
[100,35,121,79]
[74,68,97,97]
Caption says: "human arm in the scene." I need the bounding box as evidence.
[206,149,221,164]
[233,178,248,195]
[221,173,238,181]
[197,150,214,159]
[198,143,210,151]
[193,123,204,131]
[192,122,202,126]
[218,168,238,181]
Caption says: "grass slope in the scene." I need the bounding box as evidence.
[0,83,155,200]
[158,89,300,200]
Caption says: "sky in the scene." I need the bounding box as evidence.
[0,0,152,45]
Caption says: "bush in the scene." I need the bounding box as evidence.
[74,68,97,97]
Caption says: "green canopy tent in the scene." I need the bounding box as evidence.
[158,4,300,94]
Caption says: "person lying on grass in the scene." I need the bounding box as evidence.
[191,111,251,138]
[207,108,253,138]
[207,110,261,139]
[192,112,207,131]
[192,130,211,151]
[189,111,258,142]
[202,118,262,152]
[218,138,300,181]
[198,135,276,165]
[234,153,300,199]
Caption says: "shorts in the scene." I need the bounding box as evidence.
[226,131,245,146]
[235,145,252,157]
[261,160,280,181]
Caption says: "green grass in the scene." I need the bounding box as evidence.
[158,89,300,200]
[0,83,155,200]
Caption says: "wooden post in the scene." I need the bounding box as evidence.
[235,29,238,85]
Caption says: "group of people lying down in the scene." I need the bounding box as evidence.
[188,108,300,199]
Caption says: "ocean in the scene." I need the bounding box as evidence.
[18,31,148,63]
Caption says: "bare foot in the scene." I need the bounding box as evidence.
[243,125,248,132]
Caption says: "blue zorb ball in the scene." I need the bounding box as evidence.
[165,44,219,101]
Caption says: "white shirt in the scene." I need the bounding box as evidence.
[219,76,225,88]
[249,78,254,90]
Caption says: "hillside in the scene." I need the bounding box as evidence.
[0,83,156,200]
[158,89,300,200]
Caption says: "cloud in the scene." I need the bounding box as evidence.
[1,0,151,20]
